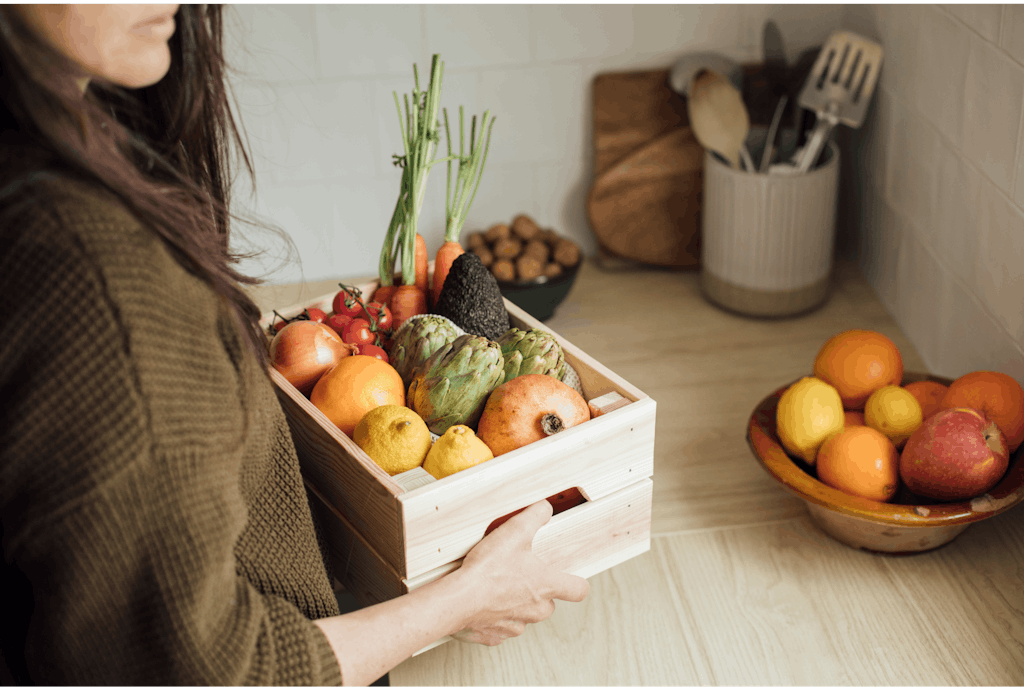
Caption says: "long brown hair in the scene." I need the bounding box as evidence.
[0,5,288,365]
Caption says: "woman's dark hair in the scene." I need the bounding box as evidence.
[0,5,286,365]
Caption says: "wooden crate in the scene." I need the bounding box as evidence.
[261,277,656,610]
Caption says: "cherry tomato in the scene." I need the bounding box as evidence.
[359,343,389,363]
[332,287,364,319]
[326,313,353,337]
[342,318,375,347]
[304,307,328,324]
[361,301,393,333]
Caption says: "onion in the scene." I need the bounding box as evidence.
[270,321,357,395]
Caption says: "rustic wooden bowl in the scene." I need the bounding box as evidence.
[747,372,1024,554]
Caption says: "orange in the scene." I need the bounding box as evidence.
[310,355,405,437]
[843,410,866,427]
[816,426,899,502]
[939,371,1024,453]
[903,380,948,420]
[812,330,903,411]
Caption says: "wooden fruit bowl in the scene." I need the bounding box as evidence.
[747,372,1024,554]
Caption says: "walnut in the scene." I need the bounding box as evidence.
[511,214,540,241]
[466,231,487,249]
[516,254,543,282]
[490,259,515,282]
[523,239,550,263]
[484,223,510,244]
[544,262,563,279]
[492,237,522,260]
[470,244,494,267]
[553,238,580,267]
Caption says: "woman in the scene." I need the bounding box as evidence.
[0,5,589,685]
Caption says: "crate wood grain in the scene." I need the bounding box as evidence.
[262,277,656,580]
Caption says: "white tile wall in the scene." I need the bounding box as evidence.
[843,4,1024,381]
[224,4,842,288]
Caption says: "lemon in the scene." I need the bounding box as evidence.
[353,405,432,475]
[864,385,922,448]
[422,425,494,480]
[776,376,845,465]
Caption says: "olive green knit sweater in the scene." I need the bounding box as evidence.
[0,167,343,685]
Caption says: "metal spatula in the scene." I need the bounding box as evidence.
[793,30,883,173]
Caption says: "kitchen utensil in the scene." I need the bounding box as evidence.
[788,47,822,146]
[748,372,1024,554]
[760,95,788,172]
[793,30,883,173]
[687,69,753,169]
[762,20,788,95]
[587,69,704,268]
[668,52,743,97]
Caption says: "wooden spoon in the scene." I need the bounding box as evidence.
[687,69,754,170]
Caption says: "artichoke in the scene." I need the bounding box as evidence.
[496,328,567,383]
[407,334,505,435]
[389,315,462,389]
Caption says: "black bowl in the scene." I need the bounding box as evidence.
[496,261,581,322]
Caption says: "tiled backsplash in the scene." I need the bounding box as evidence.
[843,4,1024,382]
[223,4,843,286]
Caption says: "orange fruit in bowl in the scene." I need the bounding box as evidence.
[844,410,866,427]
[812,330,903,411]
[816,426,899,502]
[939,371,1024,452]
[903,380,948,420]
[310,355,405,437]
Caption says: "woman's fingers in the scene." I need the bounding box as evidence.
[542,567,590,603]
[502,499,553,540]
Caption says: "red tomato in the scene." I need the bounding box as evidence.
[332,287,364,319]
[359,343,389,363]
[361,301,393,333]
[304,307,328,324]
[326,313,353,337]
[342,318,375,347]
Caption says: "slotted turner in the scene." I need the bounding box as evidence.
[793,30,883,173]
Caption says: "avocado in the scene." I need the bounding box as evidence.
[433,252,510,341]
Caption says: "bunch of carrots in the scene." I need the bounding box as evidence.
[373,54,495,330]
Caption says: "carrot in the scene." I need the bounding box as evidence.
[436,106,496,307]
[372,284,398,306]
[431,240,464,308]
[389,284,427,332]
[414,233,429,295]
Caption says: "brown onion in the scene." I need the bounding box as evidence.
[270,321,357,395]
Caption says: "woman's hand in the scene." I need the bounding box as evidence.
[449,499,590,646]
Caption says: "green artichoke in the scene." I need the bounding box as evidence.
[389,315,462,389]
[407,333,505,435]
[496,328,567,383]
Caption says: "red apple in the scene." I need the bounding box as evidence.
[899,407,1010,501]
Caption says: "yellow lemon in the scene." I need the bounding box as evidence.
[353,405,432,475]
[422,425,494,480]
[776,376,845,465]
[864,384,922,449]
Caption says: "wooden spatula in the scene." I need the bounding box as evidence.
[687,69,755,170]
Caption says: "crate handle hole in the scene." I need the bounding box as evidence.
[483,487,588,536]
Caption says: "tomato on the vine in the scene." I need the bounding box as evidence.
[342,318,375,347]
[359,343,389,363]
[361,301,393,333]
[304,307,328,324]
[332,286,364,319]
[326,313,353,337]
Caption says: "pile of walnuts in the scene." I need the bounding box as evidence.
[464,214,580,283]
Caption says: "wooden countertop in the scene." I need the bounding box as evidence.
[247,258,1024,686]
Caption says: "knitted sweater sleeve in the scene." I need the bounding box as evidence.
[0,180,342,685]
